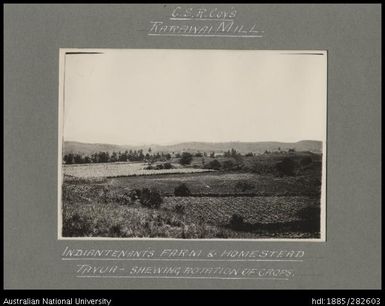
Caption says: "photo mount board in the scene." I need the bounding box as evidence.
[4,4,381,289]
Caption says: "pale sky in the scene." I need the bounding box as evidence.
[61,49,326,145]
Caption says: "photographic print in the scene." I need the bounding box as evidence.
[58,49,326,240]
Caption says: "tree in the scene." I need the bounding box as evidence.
[74,154,84,164]
[91,153,99,163]
[138,149,144,161]
[110,152,118,162]
[179,152,193,165]
[205,159,221,170]
[98,151,110,163]
[63,154,74,164]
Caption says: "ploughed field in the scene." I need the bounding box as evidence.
[62,160,322,239]
[162,196,317,226]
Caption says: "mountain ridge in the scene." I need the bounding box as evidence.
[63,140,322,155]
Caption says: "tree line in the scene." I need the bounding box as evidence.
[63,148,244,165]
[63,149,172,164]
[63,147,298,165]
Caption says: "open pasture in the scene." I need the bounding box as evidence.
[63,162,213,178]
[107,171,321,197]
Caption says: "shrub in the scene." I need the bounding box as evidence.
[204,159,221,170]
[109,224,123,237]
[179,152,193,165]
[276,157,297,176]
[234,181,255,192]
[155,164,164,170]
[174,183,191,196]
[115,191,132,205]
[140,188,163,209]
[129,189,142,201]
[229,214,245,229]
[222,160,235,171]
[247,162,274,174]
[163,162,173,169]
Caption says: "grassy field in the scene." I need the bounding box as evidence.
[61,152,322,239]
[108,172,321,196]
[64,162,214,178]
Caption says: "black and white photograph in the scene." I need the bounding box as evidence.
[58,49,326,240]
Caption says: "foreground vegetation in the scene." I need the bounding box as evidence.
[62,151,322,239]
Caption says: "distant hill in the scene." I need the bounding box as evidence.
[63,140,322,155]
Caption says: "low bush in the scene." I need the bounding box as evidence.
[222,160,235,171]
[129,189,142,201]
[140,188,163,209]
[174,183,191,196]
[234,181,255,192]
[229,213,245,229]
[163,162,173,169]
[247,162,276,175]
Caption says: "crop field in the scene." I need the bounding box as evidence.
[63,162,214,178]
[62,175,321,239]
[61,152,322,239]
[162,196,318,226]
[62,199,319,239]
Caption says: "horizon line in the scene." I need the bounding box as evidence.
[63,139,323,147]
